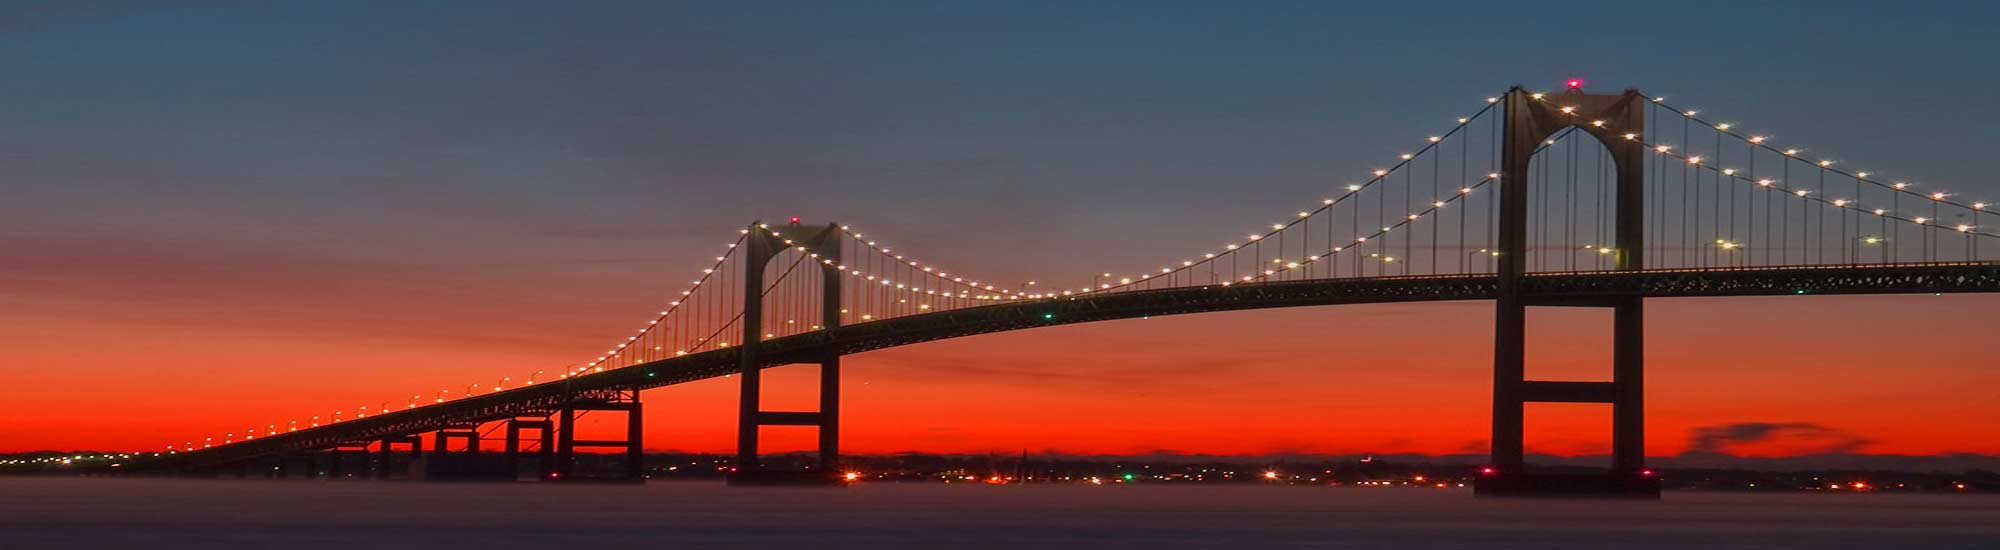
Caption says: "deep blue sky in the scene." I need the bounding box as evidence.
[9,1,1998,283]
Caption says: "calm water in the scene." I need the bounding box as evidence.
[1,478,1994,549]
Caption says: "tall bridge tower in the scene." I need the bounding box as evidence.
[730,220,848,484]
[1481,86,1659,497]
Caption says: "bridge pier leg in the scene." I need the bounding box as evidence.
[556,406,576,480]
[732,224,772,479]
[375,435,422,480]
[504,417,556,480]
[626,392,645,481]
[272,455,308,479]
[325,445,368,479]
[552,390,644,482]
[818,355,840,475]
[1492,296,1525,473]
[1612,298,1645,475]
[424,429,495,481]
[328,446,372,480]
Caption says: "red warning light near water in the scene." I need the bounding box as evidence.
[1565,78,1584,90]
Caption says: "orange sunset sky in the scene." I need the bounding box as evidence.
[6,260,1996,458]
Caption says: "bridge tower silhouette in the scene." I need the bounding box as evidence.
[731,222,847,484]
[1482,87,1658,496]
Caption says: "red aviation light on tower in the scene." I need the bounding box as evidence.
[1565,78,1584,90]
[789,216,801,224]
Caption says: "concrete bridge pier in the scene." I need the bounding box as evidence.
[375,435,423,480]
[323,446,369,479]
[324,449,342,479]
[271,454,315,479]
[503,417,556,480]
[420,428,515,481]
[553,389,645,482]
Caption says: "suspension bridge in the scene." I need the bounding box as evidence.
[103,83,2000,496]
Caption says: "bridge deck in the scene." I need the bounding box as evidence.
[134,263,2000,470]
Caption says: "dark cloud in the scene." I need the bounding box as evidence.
[1686,422,1872,454]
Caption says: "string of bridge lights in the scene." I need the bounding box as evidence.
[756,224,1029,324]
[1521,91,1997,242]
[1066,95,1505,295]
[1221,126,1594,283]
[1078,87,1993,293]
[1641,94,1993,219]
[595,241,812,357]
[1082,84,2000,286]
[561,230,753,377]
[0,454,137,466]
[160,229,755,454]
[830,225,1029,300]
[1623,133,1996,241]
[162,220,1066,454]
[703,224,1030,333]
[1225,174,1502,283]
